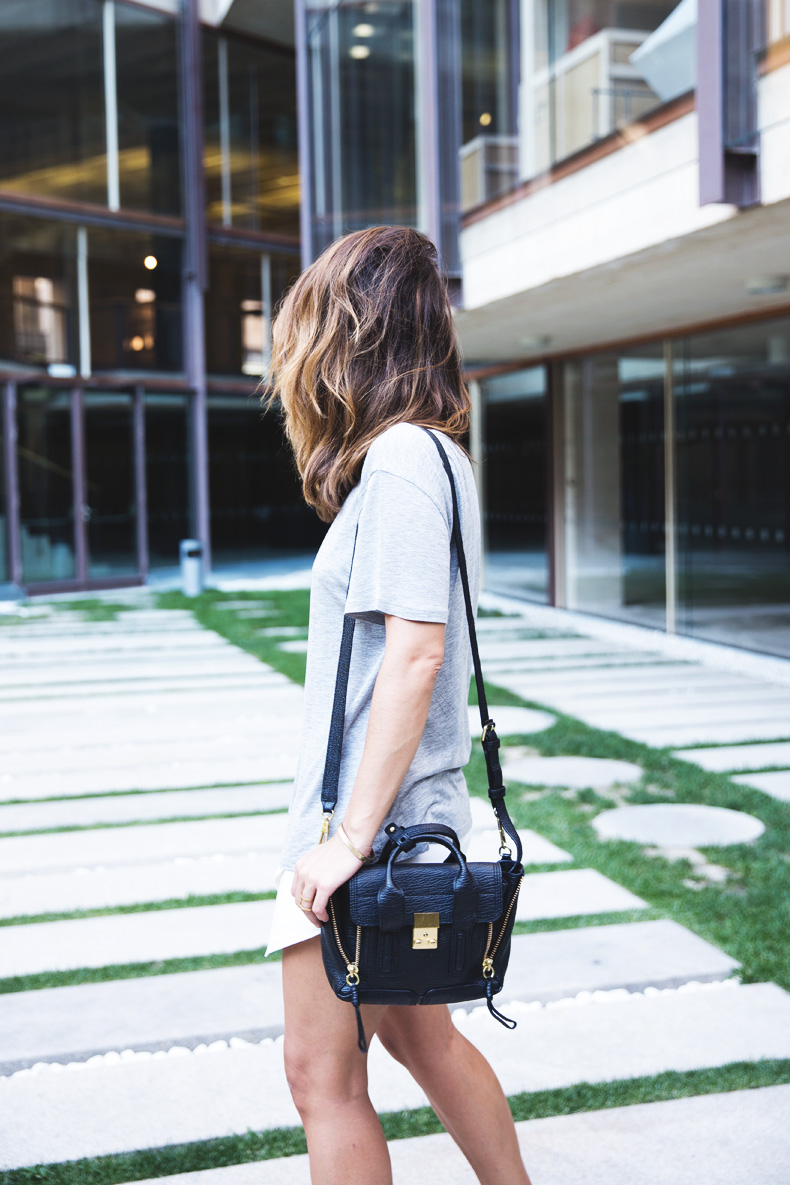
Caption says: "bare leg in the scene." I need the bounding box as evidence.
[282,936,392,1185]
[377,1004,532,1185]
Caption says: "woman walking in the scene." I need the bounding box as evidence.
[264,225,532,1185]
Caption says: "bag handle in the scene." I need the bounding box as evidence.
[320,428,522,866]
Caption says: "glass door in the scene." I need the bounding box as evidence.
[82,391,140,579]
[18,386,78,584]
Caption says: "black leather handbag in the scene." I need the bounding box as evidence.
[319,429,524,1051]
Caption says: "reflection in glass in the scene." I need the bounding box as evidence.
[766,0,790,45]
[522,1,683,182]
[0,0,106,206]
[483,368,549,602]
[88,229,182,372]
[0,215,77,370]
[18,387,76,583]
[675,318,790,658]
[206,247,299,378]
[115,2,180,215]
[84,391,138,577]
[563,345,666,626]
[203,31,299,236]
[209,395,327,562]
[305,1,418,256]
[459,0,518,212]
[145,393,190,569]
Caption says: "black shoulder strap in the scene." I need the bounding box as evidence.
[319,428,522,864]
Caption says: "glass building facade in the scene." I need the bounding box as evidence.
[1,0,787,665]
[0,0,310,593]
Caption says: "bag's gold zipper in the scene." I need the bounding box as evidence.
[482,874,523,979]
[329,897,362,986]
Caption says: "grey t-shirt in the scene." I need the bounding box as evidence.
[279,422,479,869]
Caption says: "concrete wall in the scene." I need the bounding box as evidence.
[461,68,790,313]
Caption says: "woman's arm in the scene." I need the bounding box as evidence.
[292,614,446,925]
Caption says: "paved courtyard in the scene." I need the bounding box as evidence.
[1,590,789,1182]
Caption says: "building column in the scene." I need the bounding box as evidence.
[180,0,211,571]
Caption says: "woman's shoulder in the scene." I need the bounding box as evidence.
[363,422,466,495]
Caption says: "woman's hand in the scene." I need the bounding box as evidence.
[291,833,365,927]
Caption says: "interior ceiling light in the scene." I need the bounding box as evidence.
[349,43,370,59]
[746,274,789,295]
[353,22,375,36]
[144,255,158,270]
[479,111,492,126]
[135,288,156,304]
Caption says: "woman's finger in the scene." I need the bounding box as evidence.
[311,886,330,924]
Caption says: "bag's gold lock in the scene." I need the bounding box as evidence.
[412,912,439,949]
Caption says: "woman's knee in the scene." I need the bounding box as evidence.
[284,1037,369,1118]
[377,1006,458,1073]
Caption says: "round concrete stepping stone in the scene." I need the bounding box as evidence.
[501,754,642,789]
[467,705,555,737]
[593,804,765,847]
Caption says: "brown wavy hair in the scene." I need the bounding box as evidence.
[264,225,470,522]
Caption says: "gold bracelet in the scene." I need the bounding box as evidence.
[338,822,374,865]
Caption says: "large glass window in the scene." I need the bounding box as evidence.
[18,386,77,584]
[482,367,550,602]
[206,247,298,379]
[0,0,106,206]
[563,343,666,627]
[88,228,182,373]
[209,394,326,563]
[675,318,790,658]
[460,0,519,212]
[305,1,418,256]
[522,1,690,182]
[765,0,790,45]
[115,2,180,216]
[0,214,78,372]
[203,30,299,236]
[145,393,190,570]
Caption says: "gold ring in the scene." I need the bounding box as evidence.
[297,901,314,912]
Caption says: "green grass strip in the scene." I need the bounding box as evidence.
[3,1059,788,1185]
[0,891,275,930]
[155,589,310,685]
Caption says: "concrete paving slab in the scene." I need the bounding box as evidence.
[593,804,765,847]
[277,639,309,653]
[0,672,278,705]
[672,741,790,772]
[0,752,299,800]
[170,1085,790,1185]
[1,728,301,778]
[0,710,302,754]
[467,705,556,736]
[516,869,647,921]
[2,983,787,1168]
[501,754,643,788]
[477,638,634,659]
[0,964,285,1070]
[1,682,295,729]
[483,652,675,673]
[733,769,790,802]
[0,852,281,918]
[3,914,739,1066]
[502,920,738,1002]
[0,784,293,833]
[0,900,276,978]
[0,814,290,875]
[627,719,790,746]
[465,827,572,865]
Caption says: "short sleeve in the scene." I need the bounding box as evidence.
[344,470,451,625]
